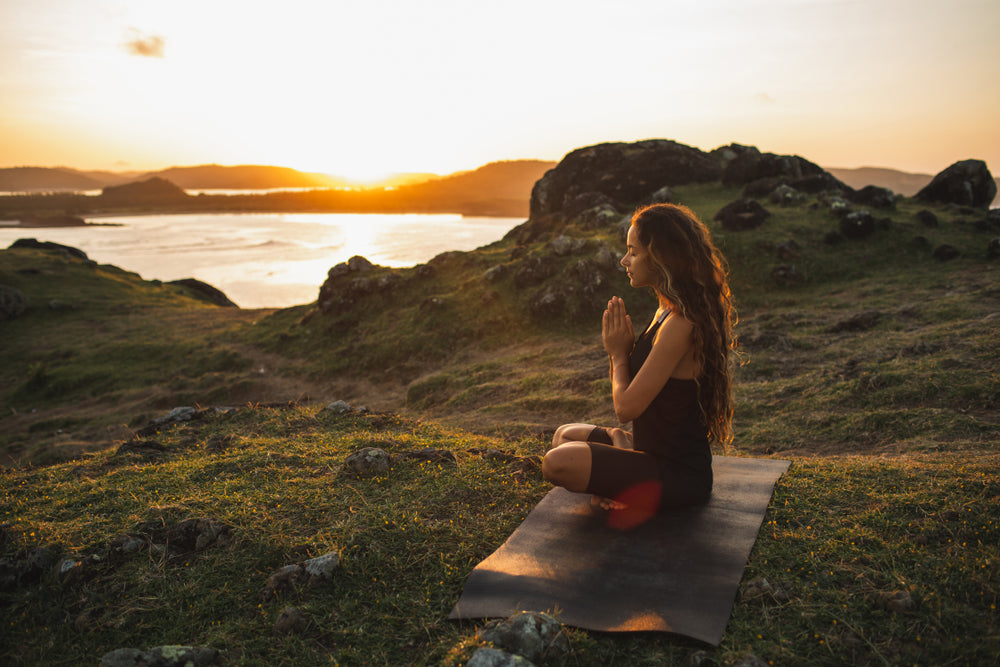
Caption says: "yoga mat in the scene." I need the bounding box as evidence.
[449,455,790,645]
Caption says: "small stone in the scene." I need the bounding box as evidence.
[344,447,391,477]
[478,611,568,662]
[148,645,220,666]
[688,649,718,666]
[303,551,340,579]
[273,606,307,635]
[880,589,916,613]
[260,564,305,600]
[99,648,146,667]
[323,400,354,415]
[732,653,769,667]
[465,647,536,667]
[153,407,197,425]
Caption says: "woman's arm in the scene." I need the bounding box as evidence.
[604,298,693,424]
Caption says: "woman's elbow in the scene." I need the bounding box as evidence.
[614,404,640,424]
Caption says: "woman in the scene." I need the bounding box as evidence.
[541,203,735,527]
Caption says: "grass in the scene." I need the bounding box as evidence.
[2,408,997,665]
[2,182,999,664]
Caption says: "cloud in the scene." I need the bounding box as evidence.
[123,29,166,58]
[754,92,775,105]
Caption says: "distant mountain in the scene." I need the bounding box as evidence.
[0,162,551,193]
[824,167,935,197]
[395,160,556,199]
[827,165,1000,203]
[0,167,106,192]
[100,176,189,201]
[141,164,347,189]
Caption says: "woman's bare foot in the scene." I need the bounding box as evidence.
[608,427,633,450]
[590,495,627,511]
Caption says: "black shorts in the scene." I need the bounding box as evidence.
[583,427,712,510]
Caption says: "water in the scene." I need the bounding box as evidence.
[0,212,524,308]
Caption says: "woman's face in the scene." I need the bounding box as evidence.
[621,225,656,289]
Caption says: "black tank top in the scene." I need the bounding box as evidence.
[628,312,713,475]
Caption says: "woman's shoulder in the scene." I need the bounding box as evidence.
[652,311,694,343]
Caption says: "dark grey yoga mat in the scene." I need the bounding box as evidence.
[449,455,790,645]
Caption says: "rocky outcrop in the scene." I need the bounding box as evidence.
[168,278,238,308]
[9,238,90,261]
[916,159,996,208]
[713,143,850,194]
[714,199,771,231]
[529,140,722,218]
[317,255,381,315]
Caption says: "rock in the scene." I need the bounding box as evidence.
[576,204,621,228]
[484,264,508,282]
[100,645,220,667]
[478,611,569,662]
[548,235,587,257]
[742,577,791,602]
[916,159,996,208]
[769,184,805,206]
[688,649,718,666]
[879,589,916,613]
[849,185,895,208]
[303,551,340,579]
[466,647,536,667]
[153,406,199,425]
[323,400,355,415]
[561,191,617,217]
[261,564,303,599]
[647,185,674,204]
[916,209,939,227]
[825,196,853,216]
[0,285,29,320]
[317,256,379,314]
[100,648,147,667]
[273,606,307,635]
[348,255,374,272]
[593,245,620,271]
[840,210,877,239]
[715,143,847,192]
[167,278,238,308]
[260,551,341,600]
[714,199,770,231]
[344,447,391,476]
[732,654,769,667]
[988,238,1000,259]
[932,244,960,261]
[9,238,90,260]
[529,289,566,319]
[512,256,554,289]
[530,139,722,218]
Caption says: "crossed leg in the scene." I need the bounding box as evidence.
[542,423,634,510]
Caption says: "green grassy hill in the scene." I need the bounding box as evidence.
[1,176,999,664]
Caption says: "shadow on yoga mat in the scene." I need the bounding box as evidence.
[450,455,790,646]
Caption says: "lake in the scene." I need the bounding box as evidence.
[0,212,524,308]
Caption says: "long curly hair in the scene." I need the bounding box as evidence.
[631,203,736,445]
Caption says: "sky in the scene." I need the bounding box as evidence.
[1,0,998,181]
